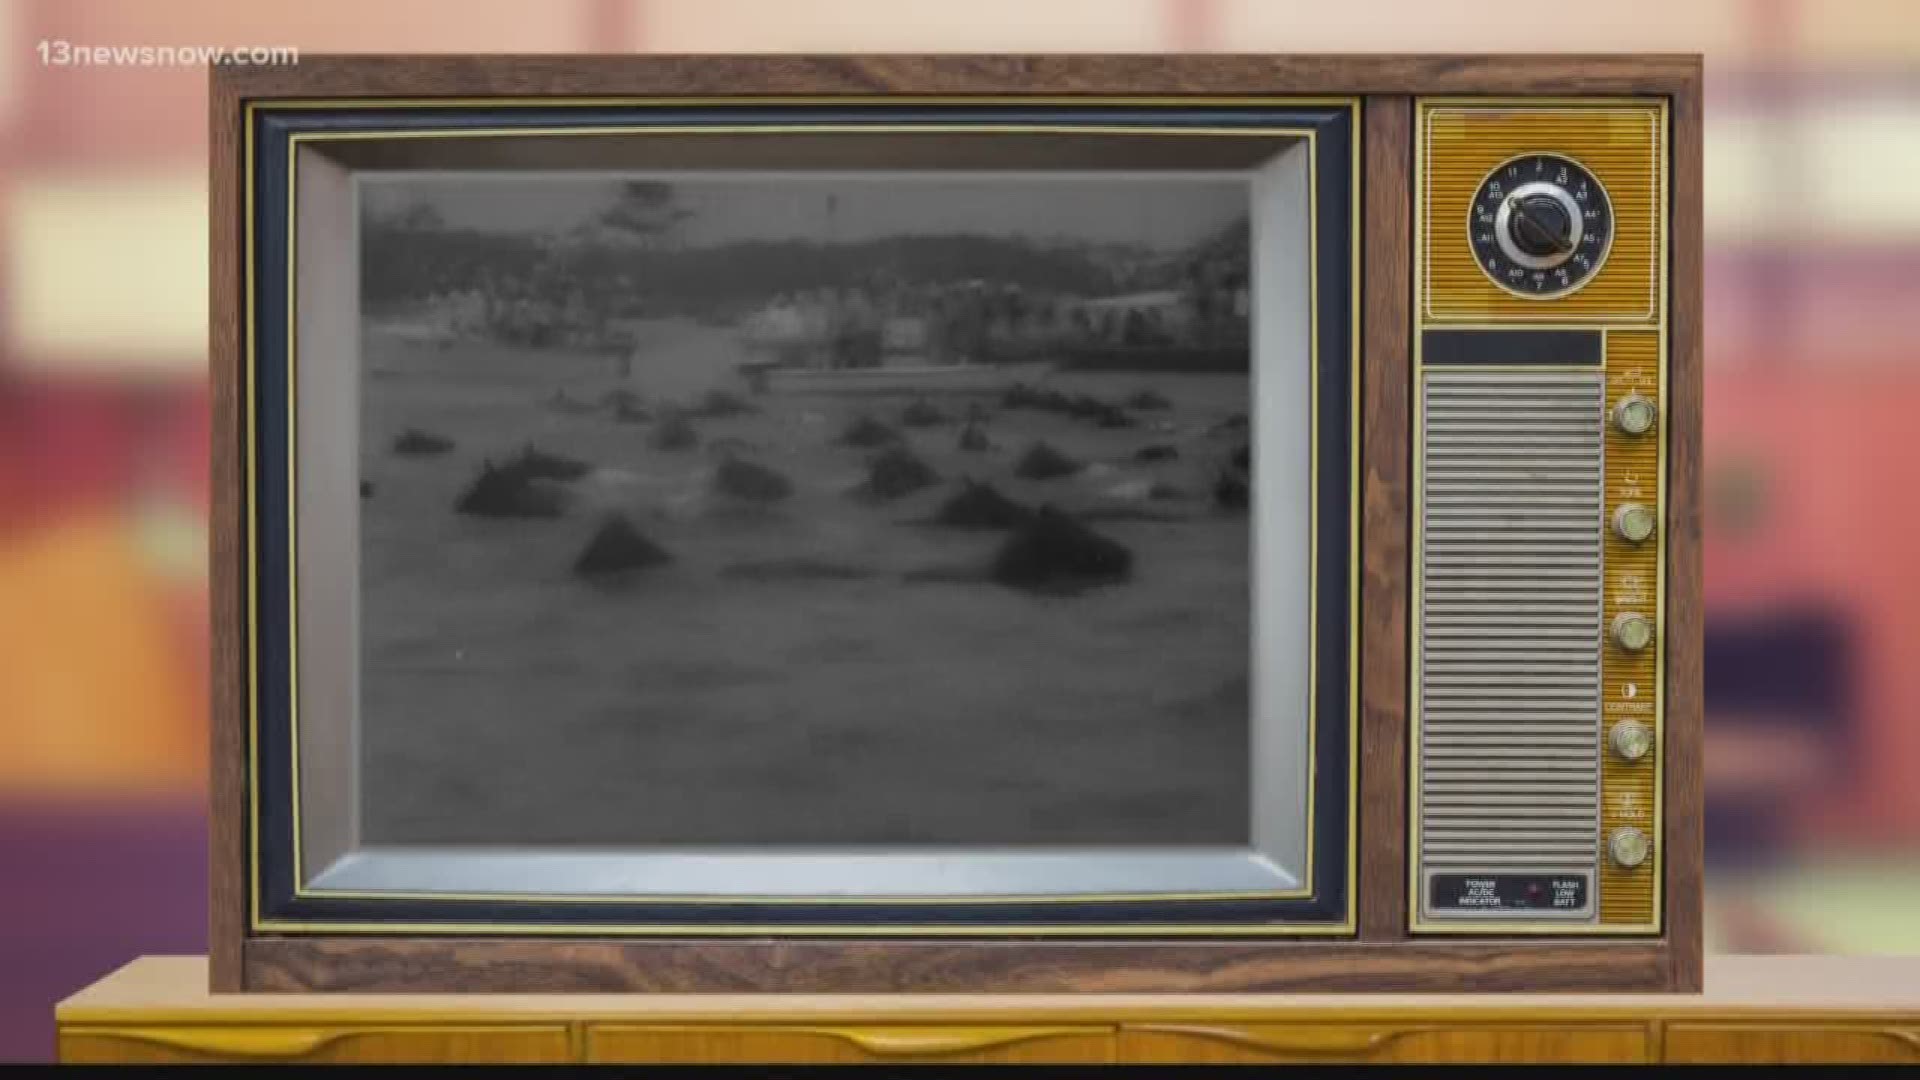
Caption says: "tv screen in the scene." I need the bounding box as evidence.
[356,172,1256,850]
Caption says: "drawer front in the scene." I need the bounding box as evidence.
[58,1024,572,1064]
[587,1024,1113,1064]
[1121,1023,1651,1064]
[1665,1024,1920,1064]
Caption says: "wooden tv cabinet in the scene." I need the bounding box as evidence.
[57,956,1920,1065]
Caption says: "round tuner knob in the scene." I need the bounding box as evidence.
[1608,827,1652,869]
[1611,612,1655,653]
[1608,719,1654,762]
[1612,394,1658,436]
[1507,192,1575,259]
[1613,503,1657,544]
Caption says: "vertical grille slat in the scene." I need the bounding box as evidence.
[1418,369,1605,893]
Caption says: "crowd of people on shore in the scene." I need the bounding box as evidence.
[383,264,1250,368]
[738,275,1251,371]
[383,265,636,353]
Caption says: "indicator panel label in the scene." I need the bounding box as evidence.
[1430,873,1590,913]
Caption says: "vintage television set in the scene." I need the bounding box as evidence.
[210,54,1701,993]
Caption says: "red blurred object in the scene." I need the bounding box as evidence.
[0,376,206,532]
[1704,363,1920,843]
[0,377,140,531]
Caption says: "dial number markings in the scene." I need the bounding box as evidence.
[1469,153,1612,298]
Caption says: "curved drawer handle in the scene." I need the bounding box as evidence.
[90,1026,348,1059]
[808,1025,1099,1057]
[1881,1029,1920,1055]
[1133,1024,1419,1057]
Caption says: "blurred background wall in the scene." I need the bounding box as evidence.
[0,0,1915,1060]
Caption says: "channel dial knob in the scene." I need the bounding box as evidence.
[1612,393,1658,436]
[1506,192,1576,260]
[1471,153,1613,298]
[1613,503,1657,544]
[1608,827,1652,869]
[1611,612,1655,653]
[1609,719,1654,762]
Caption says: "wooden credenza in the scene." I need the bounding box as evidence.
[57,956,1920,1065]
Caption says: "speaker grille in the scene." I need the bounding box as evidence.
[1418,369,1605,897]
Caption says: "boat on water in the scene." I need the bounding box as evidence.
[761,358,1054,396]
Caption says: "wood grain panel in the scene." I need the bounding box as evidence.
[1664,1024,1920,1064]
[1661,73,1706,996]
[1422,104,1663,322]
[1120,1023,1649,1063]
[59,1025,570,1064]
[1358,94,1412,941]
[242,937,1672,993]
[211,54,1703,100]
[207,63,248,996]
[587,1024,1112,1064]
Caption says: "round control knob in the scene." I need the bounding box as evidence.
[1612,394,1658,436]
[1608,826,1652,869]
[1611,612,1655,653]
[1608,719,1654,762]
[1506,192,1575,260]
[1613,503,1657,544]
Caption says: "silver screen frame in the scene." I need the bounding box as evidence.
[290,129,1318,903]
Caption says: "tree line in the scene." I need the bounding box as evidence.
[361,226,1155,319]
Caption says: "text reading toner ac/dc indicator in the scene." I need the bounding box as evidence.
[1470,152,1613,298]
